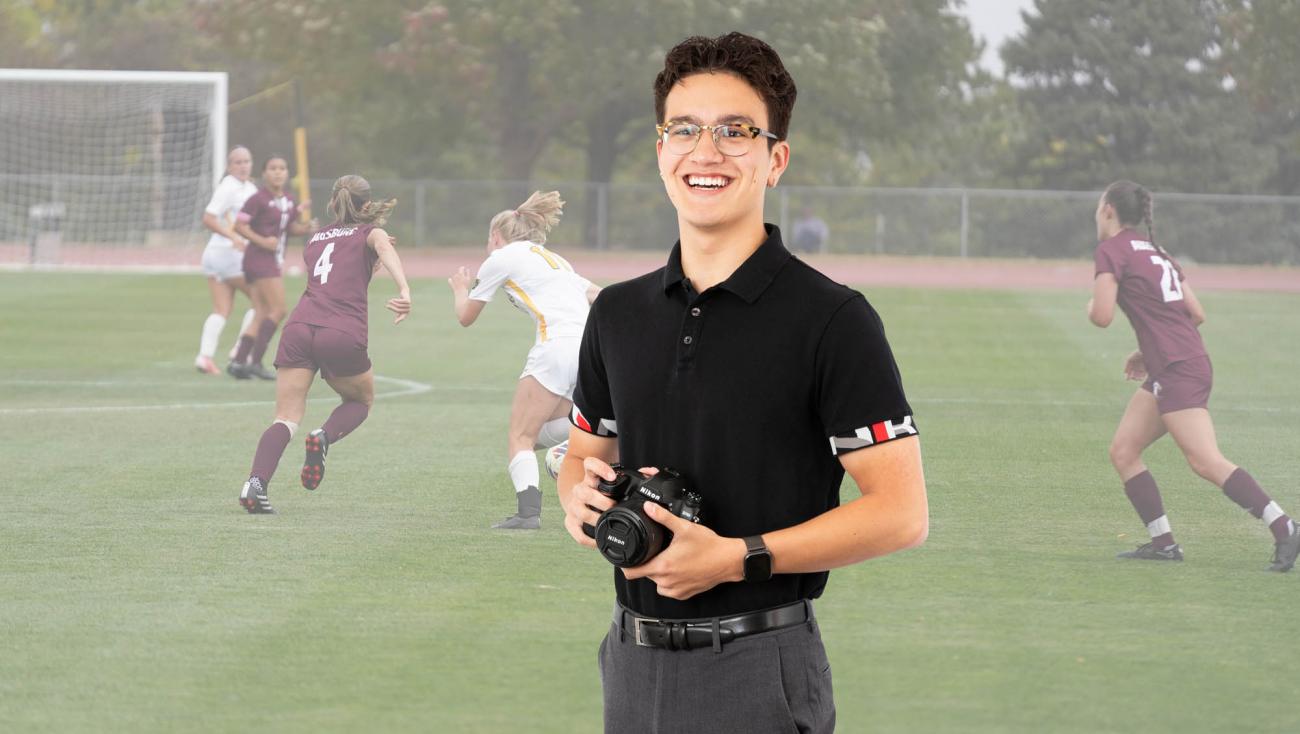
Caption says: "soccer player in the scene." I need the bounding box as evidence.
[239,174,411,514]
[556,33,927,732]
[448,191,601,530]
[1088,180,1300,571]
[230,155,315,380]
[194,146,258,374]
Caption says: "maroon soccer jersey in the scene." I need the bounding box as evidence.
[1094,227,1206,375]
[286,222,379,341]
[239,187,298,278]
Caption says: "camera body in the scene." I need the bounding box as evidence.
[582,465,703,567]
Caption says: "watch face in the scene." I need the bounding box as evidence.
[745,551,772,582]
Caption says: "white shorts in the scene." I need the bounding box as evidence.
[201,244,244,282]
[520,337,580,401]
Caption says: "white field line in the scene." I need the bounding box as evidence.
[0,375,450,415]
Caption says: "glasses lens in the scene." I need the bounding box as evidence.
[714,125,753,156]
[663,123,700,154]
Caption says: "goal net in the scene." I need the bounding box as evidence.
[0,69,226,269]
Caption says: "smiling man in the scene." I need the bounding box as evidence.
[556,33,929,733]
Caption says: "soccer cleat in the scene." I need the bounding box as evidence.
[1267,526,1300,572]
[239,476,276,514]
[195,355,221,375]
[246,363,276,381]
[226,361,251,380]
[492,514,541,530]
[301,429,329,490]
[1117,542,1183,561]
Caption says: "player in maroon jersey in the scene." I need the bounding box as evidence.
[1088,180,1300,571]
[230,155,316,381]
[239,174,411,514]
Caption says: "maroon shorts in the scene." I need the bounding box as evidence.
[242,248,282,282]
[274,322,371,379]
[1142,355,1213,414]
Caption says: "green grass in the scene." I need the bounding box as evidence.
[1,272,1298,733]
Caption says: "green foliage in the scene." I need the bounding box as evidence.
[1001,0,1273,193]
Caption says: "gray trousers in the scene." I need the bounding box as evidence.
[599,603,835,734]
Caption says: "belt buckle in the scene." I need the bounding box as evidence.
[632,617,658,647]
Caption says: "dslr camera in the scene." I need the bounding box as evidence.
[582,465,703,567]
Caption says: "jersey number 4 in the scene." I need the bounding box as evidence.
[314,242,336,284]
[1150,255,1184,303]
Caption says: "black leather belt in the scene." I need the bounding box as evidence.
[615,599,812,653]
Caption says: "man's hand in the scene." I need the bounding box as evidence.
[620,500,746,601]
[561,456,619,548]
[1123,350,1147,381]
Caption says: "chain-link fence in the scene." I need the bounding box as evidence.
[4,178,1300,266]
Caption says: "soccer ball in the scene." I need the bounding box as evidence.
[544,441,569,481]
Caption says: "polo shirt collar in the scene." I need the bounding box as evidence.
[661,224,791,304]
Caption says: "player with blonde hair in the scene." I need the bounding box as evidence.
[449,190,601,529]
[194,146,257,374]
[239,175,411,514]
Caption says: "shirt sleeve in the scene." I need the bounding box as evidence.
[1094,240,1124,279]
[237,191,260,224]
[816,295,916,456]
[570,296,617,438]
[204,177,235,217]
[468,252,510,302]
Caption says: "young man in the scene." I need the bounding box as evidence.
[556,33,928,733]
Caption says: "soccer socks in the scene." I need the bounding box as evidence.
[508,450,542,518]
[1221,468,1294,543]
[250,318,278,365]
[1124,471,1176,548]
[250,420,295,485]
[535,418,570,449]
[199,313,226,359]
[233,334,255,364]
[322,401,369,444]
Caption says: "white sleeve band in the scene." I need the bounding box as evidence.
[274,419,299,438]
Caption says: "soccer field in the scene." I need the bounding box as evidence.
[2,271,1297,733]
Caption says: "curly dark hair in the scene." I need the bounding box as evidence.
[653,32,797,142]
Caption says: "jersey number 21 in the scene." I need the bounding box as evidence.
[1150,255,1183,303]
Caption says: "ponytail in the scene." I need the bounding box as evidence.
[489,190,565,245]
[1105,180,1170,259]
[327,174,396,226]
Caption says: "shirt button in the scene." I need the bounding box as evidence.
[690,307,701,317]
[683,336,693,345]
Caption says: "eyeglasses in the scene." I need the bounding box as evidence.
[656,122,780,157]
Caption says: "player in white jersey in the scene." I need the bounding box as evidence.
[194,146,258,374]
[449,191,601,529]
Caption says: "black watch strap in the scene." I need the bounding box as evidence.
[743,535,773,582]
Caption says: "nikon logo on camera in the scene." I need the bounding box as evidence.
[638,487,662,502]
[605,535,626,545]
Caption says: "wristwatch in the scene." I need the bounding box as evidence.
[743,535,773,582]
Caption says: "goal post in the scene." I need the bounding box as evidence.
[0,69,227,269]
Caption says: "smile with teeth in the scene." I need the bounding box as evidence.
[686,174,732,190]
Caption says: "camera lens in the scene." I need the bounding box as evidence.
[594,505,665,567]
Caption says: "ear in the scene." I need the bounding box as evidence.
[766,139,790,188]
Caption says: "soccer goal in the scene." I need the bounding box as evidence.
[0,69,226,269]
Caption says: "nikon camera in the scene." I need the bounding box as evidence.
[582,465,703,567]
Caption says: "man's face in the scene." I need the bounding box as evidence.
[656,72,789,234]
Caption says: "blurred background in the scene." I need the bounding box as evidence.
[3,0,1299,264]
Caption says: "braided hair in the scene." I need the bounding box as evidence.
[1104,180,1169,260]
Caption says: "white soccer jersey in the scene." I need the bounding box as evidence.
[468,240,592,344]
[204,175,258,248]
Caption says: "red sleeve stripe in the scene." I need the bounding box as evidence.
[829,416,917,456]
[570,406,618,437]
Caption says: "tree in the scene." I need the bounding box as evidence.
[1001,0,1272,193]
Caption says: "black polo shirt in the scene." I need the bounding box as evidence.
[571,225,915,619]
